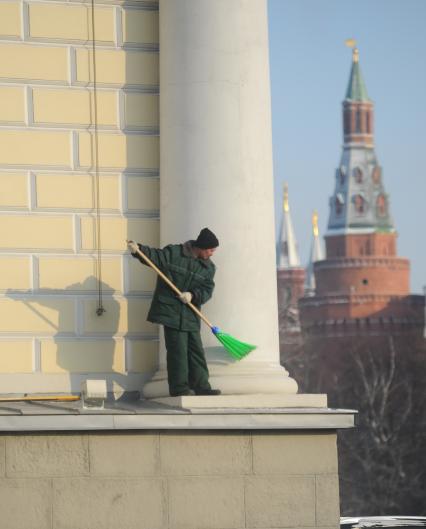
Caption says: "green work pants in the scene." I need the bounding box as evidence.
[164,326,211,395]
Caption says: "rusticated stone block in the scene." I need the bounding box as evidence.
[0,44,68,82]
[53,477,166,529]
[89,433,159,476]
[168,477,244,529]
[0,87,25,123]
[0,256,30,290]
[77,132,159,170]
[126,175,159,211]
[245,475,316,528]
[0,215,73,251]
[79,217,159,252]
[40,340,125,374]
[75,49,158,87]
[0,341,33,373]
[316,474,340,526]
[35,173,119,210]
[124,94,159,130]
[82,298,156,335]
[160,432,251,476]
[122,9,158,45]
[6,434,89,477]
[126,339,159,373]
[28,4,114,43]
[0,479,51,529]
[0,173,28,208]
[0,2,21,38]
[252,432,338,475]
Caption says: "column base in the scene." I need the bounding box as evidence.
[151,393,327,409]
[142,353,298,398]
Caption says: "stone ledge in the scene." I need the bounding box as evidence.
[152,393,327,409]
[0,406,356,431]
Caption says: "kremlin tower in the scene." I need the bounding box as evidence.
[305,210,323,296]
[298,45,424,338]
[277,43,426,517]
[276,184,305,355]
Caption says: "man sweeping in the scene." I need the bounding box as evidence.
[127,228,221,397]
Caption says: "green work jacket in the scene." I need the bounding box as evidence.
[133,241,216,331]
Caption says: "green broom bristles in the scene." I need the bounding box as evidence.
[211,327,256,360]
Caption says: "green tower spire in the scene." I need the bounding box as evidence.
[345,47,370,101]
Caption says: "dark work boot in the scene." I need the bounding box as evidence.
[194,388,221,396]
[170,389,195,397]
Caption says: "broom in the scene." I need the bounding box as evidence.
[129,243,256,360]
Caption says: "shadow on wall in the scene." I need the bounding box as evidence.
[6,276,136,397]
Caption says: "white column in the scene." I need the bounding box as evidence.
[143,0,297,397]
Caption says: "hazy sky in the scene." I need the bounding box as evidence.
[268,0,426,293]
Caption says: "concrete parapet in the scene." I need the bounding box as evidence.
[0,478,52,529]
[316,474,341,526]
[53,477,166,529]
[169,476,245,529]
[252,431,338,475]
[0,423,345,529]
[245,475,316,527]
[6,434,89,477]
[160,432,252,476]
[89,432,159,476]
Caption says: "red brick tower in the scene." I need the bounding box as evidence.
[299,47,424,338]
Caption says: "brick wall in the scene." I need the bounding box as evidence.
[325,233,397,258]
[0,0,160,392]
[277,268,305,308]
[314,257,410,296]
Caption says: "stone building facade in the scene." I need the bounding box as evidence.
[0,0,160,394]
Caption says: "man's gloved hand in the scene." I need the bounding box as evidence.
[179,292,193,304]
[127,240,139,254]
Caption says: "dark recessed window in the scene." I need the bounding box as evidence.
[339,167,345,185]
[354,194,365,214]
[362,278,368,285]
[355,109,361,132]
[353,167,363,183]
[366,111,371,133]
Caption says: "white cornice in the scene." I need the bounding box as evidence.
[325,227,396,236]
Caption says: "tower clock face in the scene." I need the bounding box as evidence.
[372,166,381,184]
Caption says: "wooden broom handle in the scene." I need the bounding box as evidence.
[0,395,80,402]
[129,242,214,329]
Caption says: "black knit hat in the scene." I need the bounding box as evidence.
[194,228,219,249]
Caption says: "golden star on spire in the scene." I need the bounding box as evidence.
[312,209,319,237]
[345,38,359,63]
[283,182,289,212]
